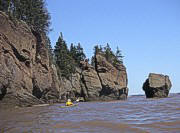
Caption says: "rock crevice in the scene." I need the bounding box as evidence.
[0,11,129,108]
[0,11,60,108]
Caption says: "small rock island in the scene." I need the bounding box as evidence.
[143,73,172,98]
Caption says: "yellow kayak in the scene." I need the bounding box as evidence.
[60,104,78,108]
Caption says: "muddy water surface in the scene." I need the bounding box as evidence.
[0,94,180,133]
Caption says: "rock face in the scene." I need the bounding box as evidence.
[59,56,128,101]
[143,73,172,98]
[0,11,60,108]
[0,11,129,108]
[80,61,102,101]
[95,54,128,100]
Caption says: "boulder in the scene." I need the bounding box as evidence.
[143,73,172,98]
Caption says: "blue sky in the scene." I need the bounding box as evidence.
[47,0,180,95]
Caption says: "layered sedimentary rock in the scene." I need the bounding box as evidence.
[59,56,128,101]
[59,68,85,102]
[95,54,128,100]
[143,73,172,98]
[0,11,60,108]
[0,11,129,108]
[80,61,102,101]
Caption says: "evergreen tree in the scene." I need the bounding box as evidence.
[104,43,114,63]
[70,43,86,66]
[70,43,77,60]
[45,37,54,66]
[54,33,75,79]
[0,0,10,13]
[76,43,86,63]
[0,0,51,34]
[92,44,124,67]
[94,45,102,55]
[113,46,124,65]
[19,0,51,33]
[115,47,123,63]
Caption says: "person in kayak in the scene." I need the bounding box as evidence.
[66,99,73,106]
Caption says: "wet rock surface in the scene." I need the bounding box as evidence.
[143,73,172,98]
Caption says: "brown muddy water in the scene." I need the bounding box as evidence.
[0,94,180,133]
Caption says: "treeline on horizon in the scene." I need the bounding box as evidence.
[0,0,124,80]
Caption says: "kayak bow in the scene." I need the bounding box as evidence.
[60,104,78,108]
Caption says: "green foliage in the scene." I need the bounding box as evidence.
[0,0,11,14]
[76,43,86,62]
[70,43,76,59]
[93,45,103,55]
[93,44,124,66]
[70,43,86,65]
[114,46,124,64]
[54,33,87,79]
[0,0,51,34]
[54,33,76,79]
[45,36,54,66]
[0,0,53,66]
[104,43,114,63]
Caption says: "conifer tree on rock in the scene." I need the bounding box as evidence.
[70,42,86,66]
[113,46,124,66]
[92,44,124,67]
[0,0,51,34]
[54,33,75,79]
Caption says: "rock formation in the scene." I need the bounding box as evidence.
[60,54,129,101]
[143,73,172,98]
[0,11,129,108]
[80,60,103,101]
[0,11,60,108]
[95,54,128,100]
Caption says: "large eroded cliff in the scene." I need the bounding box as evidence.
[0,12,61,108]
[0,11,128,108]
[60,54,129,101]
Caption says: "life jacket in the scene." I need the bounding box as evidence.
[66,101,73,106]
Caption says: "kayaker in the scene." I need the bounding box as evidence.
[66,99,73,106]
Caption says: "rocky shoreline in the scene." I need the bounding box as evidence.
[0,12,129,108]
[0,11,172,109]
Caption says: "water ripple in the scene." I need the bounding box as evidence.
[0,93,180,133]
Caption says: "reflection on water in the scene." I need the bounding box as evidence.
[0,94,180,133]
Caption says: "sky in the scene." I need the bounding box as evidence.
[47,0,180,95]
